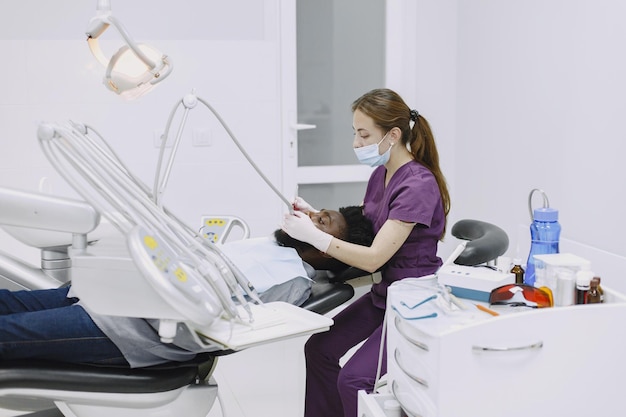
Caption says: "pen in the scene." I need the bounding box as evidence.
[475,303,499,317]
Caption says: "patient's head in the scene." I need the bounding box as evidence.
[274,205,374,272]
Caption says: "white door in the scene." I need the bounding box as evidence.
[280,0,386,210]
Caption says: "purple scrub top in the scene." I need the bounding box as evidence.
[362,160,444,308]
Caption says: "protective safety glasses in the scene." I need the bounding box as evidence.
[489,284,553,308]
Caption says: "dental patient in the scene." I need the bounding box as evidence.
[222,205,375,306]
[0,206,373,367]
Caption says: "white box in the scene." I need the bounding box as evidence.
[533,253,590,291]
[437,264,515,302]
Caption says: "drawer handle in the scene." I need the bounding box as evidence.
[472,341,544,352]
[394,348,428,388]
[391,379,424,417]
[394,316,429,352]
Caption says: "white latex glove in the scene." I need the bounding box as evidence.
[281,211,333,253]
[292,196,318,214]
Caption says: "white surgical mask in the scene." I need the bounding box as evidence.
[353,132,393,167]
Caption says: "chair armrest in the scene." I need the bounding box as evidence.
[327,267,374,284]
[300,274,356,315]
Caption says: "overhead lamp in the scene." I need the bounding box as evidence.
[85,0,173,100]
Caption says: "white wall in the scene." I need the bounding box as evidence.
[396,0,626,291]
[386,0,460,263]
[2,0,623,313]
[0,0,290,265]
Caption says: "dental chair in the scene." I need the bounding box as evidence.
[0,121,349,417]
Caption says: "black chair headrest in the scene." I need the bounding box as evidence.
[451,219,509,266]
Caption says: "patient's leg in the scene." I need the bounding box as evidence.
[0,287,127,365]
[0,286,77,315]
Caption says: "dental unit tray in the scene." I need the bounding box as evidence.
[36,120,332,351]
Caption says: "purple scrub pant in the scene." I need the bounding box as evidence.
[304,292,387,417]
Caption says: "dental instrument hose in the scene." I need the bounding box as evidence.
[196,96,294,214]
[153,93,294,214]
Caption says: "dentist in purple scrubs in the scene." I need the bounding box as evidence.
[282,88,451,417]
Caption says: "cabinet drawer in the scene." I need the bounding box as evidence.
[357,391,394,417]
[390,370,437,417]
[435,302,626,417]
[391,314,436,353]
[391,337,436,390]
[388,312,441,405]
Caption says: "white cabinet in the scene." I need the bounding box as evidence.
[361,280,626,417]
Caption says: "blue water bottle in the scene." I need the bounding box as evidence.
[524,189,561,287]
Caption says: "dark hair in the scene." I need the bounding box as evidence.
[351,88,450,238]
[273,205,374,273]
[339,205,374,247]
[319,205,374,273]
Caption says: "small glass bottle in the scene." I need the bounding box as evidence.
[588,279,602,304]
[510,260,525,285]
[575,270,593,305]
[591,277,604,303]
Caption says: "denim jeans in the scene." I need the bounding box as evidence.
[0,286,127,365]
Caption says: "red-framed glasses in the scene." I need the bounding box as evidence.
[489,284,553,308]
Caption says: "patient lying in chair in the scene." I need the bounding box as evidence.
[223,205,374,306]
[0,206,373,367]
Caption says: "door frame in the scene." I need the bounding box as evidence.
[279,0,409,197]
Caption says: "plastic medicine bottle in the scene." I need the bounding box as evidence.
[525,207,561,286]
[555,270,576,306]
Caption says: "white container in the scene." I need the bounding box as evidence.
[555,269,576,306]
[532,253,590,292]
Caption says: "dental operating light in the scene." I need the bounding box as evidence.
[86,0,173,100]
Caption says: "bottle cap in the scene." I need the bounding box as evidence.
[533,207,558,222]
[576,270,593,286]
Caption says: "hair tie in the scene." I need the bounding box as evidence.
[410,109,419,122]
